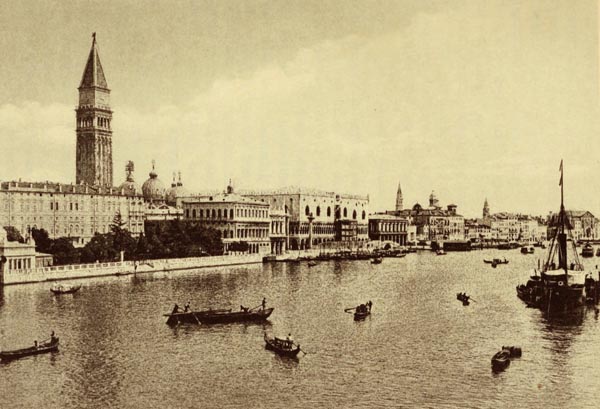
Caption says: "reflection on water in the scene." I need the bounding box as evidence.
[1,250,600,408]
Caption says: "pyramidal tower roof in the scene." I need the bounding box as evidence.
[79,33,108,89]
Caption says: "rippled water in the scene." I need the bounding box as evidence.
[1,249,600,408]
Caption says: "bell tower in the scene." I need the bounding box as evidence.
[76,33,113,187]
[395,182,403,212]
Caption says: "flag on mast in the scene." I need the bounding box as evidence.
[559,160,563,186]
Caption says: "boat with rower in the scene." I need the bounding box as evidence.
[483,258,508,265]
[581,243,594,258]
[516,161,587,314]
[264,333,302,357]
[0,333,59,361]
[164,301,273,325]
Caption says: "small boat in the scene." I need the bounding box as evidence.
[50,284,81,295]
[520,246,534,254]
[491,349,511,372]
[501,346,522,358]
[581,243,594,258]
[264,333,301,358]
[436,249,446,255]
[164,304,274,325]
[483,258,509,265]
[371,257,383,264]
[456,293,471,306]
[353,302,372,320]
[307,260,318,267]
[0,334,59,361]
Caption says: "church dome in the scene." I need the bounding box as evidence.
[119,160,141,196]
[142,162,166,202]
[166,171,188,206]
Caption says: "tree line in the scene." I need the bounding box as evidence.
[24,214,225,265]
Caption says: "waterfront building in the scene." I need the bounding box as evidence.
[269,207,289,255]
[242,187,369,250]
[547,210,597,241]
[488,212,542,242]
[464,219,492,242]
[368,214,409,245]
[394,191,465,241]
[0,180,145,246]
[0,229,54,282]
[182,183,271,254]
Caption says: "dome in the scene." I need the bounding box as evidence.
[166,171,189,206]
[119,180,141,196]
[119,160,141,196]
[142,163,166,202]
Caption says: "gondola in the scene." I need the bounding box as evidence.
[164,306,274,325]
[307,260,318,267]
[50,284,81,294]
[483,258,509,265]
[264,334,301,357]
[371,257,383,264]
[491,349,511,372]
[0,336,59,361]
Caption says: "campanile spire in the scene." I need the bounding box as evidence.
[76,33,113,187]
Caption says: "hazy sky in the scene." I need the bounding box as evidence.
[0,0,599,217]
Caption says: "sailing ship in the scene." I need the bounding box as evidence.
[516,161,586,313]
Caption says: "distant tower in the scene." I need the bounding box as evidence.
[483,198,490,218]
[76,33,113,187]
[226,178,234,194]
[395,182,403,211]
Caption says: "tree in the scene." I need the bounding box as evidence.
[4,226,24,243]
[50,238,80,265]
[31,228,52,253]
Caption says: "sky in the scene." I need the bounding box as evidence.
[0,0,599,218]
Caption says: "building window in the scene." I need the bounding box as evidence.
[343,208,348,218]
[362,210,366,220]
[305,206,310,216]
[316,206,321,216]
[230,209,234,219]
[353,210,357,220]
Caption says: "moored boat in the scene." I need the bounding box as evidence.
[264,333,301,357]
[0,333,59,361]
[516,161,586,314]
[371,257,383,264]
[436,249,446,255]
[581,243,594,258]
[50,284,81,294]
[307,260,318,267]
[520,246,534,254]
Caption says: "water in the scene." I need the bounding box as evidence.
[1,249,600,408]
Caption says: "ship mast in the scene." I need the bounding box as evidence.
[557,160,568,280]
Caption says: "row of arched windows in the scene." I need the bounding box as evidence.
[187,207,269,220]
[304,205,366,220]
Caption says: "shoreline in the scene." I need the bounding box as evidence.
[1,254,264,286]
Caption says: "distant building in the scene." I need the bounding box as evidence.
[182,182,271,254]
[547,210,597,241]
[394,191,465,241]
[395,182,403,212]
[243,187,369,250]
[488,212,542,242]
[368,213,409,245]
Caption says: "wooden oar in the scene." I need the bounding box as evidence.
[344,307,356,312]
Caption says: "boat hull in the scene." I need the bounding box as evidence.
[0,338,59,361]
[264,336,301,357]
[165,308,274,325]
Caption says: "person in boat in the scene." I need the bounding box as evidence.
[240,305,249,312]
[184,301,191,312]
[367,300,372,311]
[262,298,267,310]
[34,340,38,348]
[172,304,180,314]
